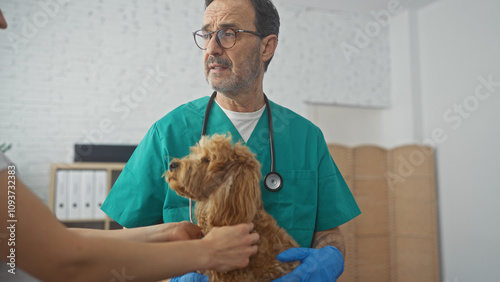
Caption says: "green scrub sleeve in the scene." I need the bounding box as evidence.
[315,131,361,231]
[101,123,168,228]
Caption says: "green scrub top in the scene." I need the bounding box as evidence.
[102,96,360,247]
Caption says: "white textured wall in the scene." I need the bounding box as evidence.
[416,0,500,280]
[271,2,391,108]
[1,0,204,204]
[309,8,414,147]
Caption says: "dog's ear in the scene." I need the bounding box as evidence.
[234,143,261,172]
[197,136,263,225]
[205,161,262,226]
[205,136,241,174]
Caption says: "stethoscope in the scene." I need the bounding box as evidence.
[188,91,283,223]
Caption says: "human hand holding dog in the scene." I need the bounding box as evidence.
[170,222,259,281]
[272,246,344,281]
[201,222,260,272]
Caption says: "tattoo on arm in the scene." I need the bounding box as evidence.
[312,227,345,259]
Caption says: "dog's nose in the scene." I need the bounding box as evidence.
[169,161,180,171]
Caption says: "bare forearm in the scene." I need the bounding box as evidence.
[69,226,151,242]
[1,176,202,281]
[71,221,202,243]
[312,227,345,259]
[22,222,252,282]
[65,224,257,281]
[57,235,213,282]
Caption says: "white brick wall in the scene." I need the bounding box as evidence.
[0,0,207,203]
[0,0,390,204]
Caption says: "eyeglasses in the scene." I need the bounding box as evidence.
[193,28,262,50]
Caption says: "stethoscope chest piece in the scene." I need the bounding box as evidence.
[264,172,283,192]
[202,92,284,194]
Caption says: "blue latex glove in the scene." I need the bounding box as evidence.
[170,272,208,282]
[272,246,344,281]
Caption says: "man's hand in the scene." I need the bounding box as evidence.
[272,246,344,281]
[170,272,208,282]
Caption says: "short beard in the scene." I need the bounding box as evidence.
[205,45,261,96]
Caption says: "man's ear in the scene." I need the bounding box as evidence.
[261,34,278,63]
[0,9,8,29]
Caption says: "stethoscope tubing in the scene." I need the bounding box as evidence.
[188,92,282,223]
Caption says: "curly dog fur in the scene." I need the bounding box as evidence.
[165,134,299,281]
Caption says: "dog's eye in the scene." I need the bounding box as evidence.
[202,156,210,163]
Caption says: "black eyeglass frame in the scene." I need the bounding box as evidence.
[192,28,262,50]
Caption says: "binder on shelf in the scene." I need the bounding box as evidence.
[68,170,82,220]
[55,170,69,220]
[80,170,94,219]
[94,170,108,219]
[50,163,124,227]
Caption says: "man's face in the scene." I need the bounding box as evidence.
[202,0,263,95]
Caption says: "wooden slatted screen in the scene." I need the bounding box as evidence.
[329,144,440,282]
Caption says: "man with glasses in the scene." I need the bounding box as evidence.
[102,0,360,281]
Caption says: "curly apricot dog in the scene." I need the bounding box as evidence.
[165,134,299,281]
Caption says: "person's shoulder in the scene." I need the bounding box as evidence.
[155,96,210,127]
[270,100,321,133]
